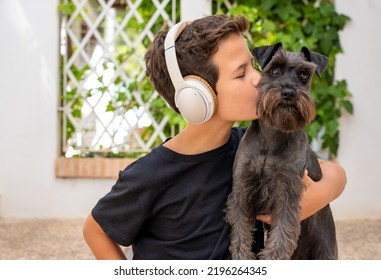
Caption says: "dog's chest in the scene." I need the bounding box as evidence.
[238,121,308,174]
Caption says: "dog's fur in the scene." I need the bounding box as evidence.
[226,43,338,260]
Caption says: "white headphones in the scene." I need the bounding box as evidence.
[164,21,217,124]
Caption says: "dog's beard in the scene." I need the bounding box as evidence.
[257,87,316,133]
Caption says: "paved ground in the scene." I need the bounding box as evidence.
[0,218,380,260]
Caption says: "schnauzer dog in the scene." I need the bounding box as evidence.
[226,43,338,260]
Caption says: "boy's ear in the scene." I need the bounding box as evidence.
[252,42,283,70]
[300,46,329,77]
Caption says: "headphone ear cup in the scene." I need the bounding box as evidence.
[175,75,217,124]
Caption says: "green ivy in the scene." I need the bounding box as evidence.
[216,0,353,158]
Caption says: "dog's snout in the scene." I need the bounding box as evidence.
[281,87,296,101]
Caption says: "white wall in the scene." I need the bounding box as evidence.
[181,0,211,21]
[0,0,112,218]
[333,0,381,219]
[0,0,380,218]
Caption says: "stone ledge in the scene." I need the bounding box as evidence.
[55,157,136,179]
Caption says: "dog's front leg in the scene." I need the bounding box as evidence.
[226,165,258,260]
[226,191,257,259]
[258,176,302,260]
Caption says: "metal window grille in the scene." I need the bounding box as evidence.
[59,0,178,157]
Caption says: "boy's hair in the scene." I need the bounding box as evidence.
[145,14,249,113]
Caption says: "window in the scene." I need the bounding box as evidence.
[59,0,178,158]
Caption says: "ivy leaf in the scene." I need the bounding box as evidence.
[340,100,354,114]
[320,2,335,18]
[334,14,351,29]
[319,29,337,54]
[96,86,107,94]
[106,102,115,112]
[306,121,322,140]
[262,20,277,32]
[275,3,299,22]
[72,108,82,119]
[57,3,76,15]
[325,120,339,138]
[63,89,76,101]
[128,81,138,92]
[261,0,277,11]
[116,92,127,102]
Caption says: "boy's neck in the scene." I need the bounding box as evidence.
[163,121,233,155]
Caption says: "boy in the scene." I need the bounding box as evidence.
[83,14,346,259]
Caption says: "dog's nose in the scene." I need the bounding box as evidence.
[281,88,296,101]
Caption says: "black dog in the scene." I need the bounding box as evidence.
[226,43,338,260]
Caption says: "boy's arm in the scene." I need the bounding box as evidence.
[299,159,346,220]
[83,214,127,260]
[257,159,346,224]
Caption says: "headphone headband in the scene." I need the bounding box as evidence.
[164,21,191,91]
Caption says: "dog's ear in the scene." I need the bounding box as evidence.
[252,42,283,70]
[300,46,329,77]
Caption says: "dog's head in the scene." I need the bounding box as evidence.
[252,43,328,133]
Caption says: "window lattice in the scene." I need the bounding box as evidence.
[59,0,177,157]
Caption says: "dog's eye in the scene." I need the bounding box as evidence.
[270,67,281,76]
[298,71,310,82]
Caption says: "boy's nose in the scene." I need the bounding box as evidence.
[252,71,261,87]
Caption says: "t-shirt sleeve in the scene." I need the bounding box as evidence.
[91,162,151,247]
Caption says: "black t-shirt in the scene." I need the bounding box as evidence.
[92,127,264,259]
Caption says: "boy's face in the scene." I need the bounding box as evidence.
[213,34,261,122]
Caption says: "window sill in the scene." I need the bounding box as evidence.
[55,157,136,179]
